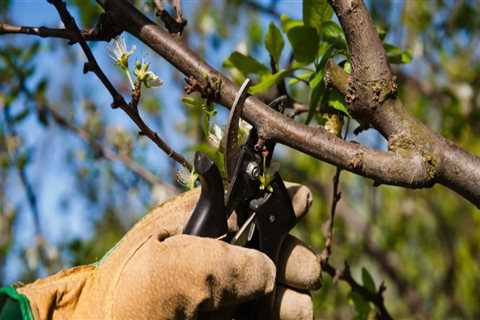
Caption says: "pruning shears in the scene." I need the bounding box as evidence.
[183,79,297,319]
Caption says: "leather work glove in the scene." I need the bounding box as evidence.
[13,183,321,320]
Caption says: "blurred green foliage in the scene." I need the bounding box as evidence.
[1,0,480,319]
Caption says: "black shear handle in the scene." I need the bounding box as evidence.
[183,152,228,238]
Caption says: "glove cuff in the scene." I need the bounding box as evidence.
[0,286,34,320]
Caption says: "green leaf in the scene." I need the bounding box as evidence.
[306,71,325,124]
[287,26,319,64]
[182,96,204,109]
[316,44,336,71]
[224,51,269,77]
[376,24,387,40]
[328,90,351,117]
[250,69,292,94]
[361,267,376,293]
[265,22,285,65]
[321,21,347,50]
[303,0,333,32]
[288,70,314,85]
[348,291,371,320]
[384,43,412,64]
[343,61,352,74]
[280,14,303,32]
[248,18,263,50]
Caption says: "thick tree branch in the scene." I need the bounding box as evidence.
[326,0,480,207]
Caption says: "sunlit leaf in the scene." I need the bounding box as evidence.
[306,71,324,124]
[224,51,269,77]
[249,69,292,94]
[348,291,371,320]
[361,267,376,293]
[303,0,333,32]
[288,70,314,85]
[265,22,284,65]
[328,89,351,117]
[343,60,352,74]
[280,14,303,32]
[321,21,347,50]
[384,43,412,64]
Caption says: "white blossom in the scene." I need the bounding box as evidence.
[135,59,163,88]
[109,36,136,70]
[176,167,198,190]
[208,123,224,149]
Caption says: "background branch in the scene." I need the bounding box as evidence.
[323,262,393,320]
[46,106,176,191]
[0,22,110,42]
[46,0,192,171]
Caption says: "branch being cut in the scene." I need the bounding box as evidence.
[30,0,479,207]
[45,0,192,171]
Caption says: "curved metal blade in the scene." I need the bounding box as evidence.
[224,78,252,182]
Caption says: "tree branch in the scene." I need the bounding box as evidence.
[325,0,480,207]
[0,22,110,42]
[153,0,187,34]
[323,262,393,320]
[32,0,478,207]
[45,0,192,171]
[319,120,349,264]
[46,106,176,191]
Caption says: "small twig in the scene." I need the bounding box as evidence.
[0,22,110,42]
[46,0,192,171]
[323,262,393,320]
[153,0,187,34]
[2,107,57,273]
[2,109,42,242]
[47,106,176,190]
[318,118,393,319]
[3,39,176,189]
[319,118,350,264]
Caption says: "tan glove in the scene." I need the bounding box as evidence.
[18,183,320,320]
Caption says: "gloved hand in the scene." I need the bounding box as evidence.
[17,183,320,320]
